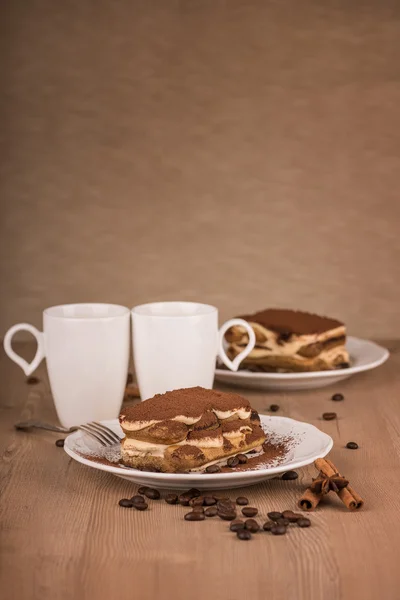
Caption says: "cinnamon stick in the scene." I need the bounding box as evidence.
[297,488,322,511]
[315,458,364,510]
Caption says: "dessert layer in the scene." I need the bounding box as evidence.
[237,308,344,335]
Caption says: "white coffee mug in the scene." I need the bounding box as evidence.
[131,301,256,400]
[3,303,130,427]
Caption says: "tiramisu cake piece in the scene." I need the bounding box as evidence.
[224,309,350,372]
[119,387,266,473]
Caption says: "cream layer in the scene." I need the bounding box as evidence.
[230,323,346,358]
[121,407,251,432]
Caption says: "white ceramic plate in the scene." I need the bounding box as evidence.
[64,415,333,490]
[215,336,389,391]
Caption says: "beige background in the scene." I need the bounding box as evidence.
[1,0,399,339]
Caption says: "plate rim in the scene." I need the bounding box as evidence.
[64,415,333,481]
[215,336,389,380]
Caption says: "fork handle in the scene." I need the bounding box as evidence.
[14,420,77,433]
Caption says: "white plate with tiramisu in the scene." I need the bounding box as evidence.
[64,387,333,490]
[215,309,389,391]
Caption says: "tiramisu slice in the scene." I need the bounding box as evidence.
[223,309,350,372]
[119,387,266,473]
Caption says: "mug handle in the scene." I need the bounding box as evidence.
[3,323,45,376]
[218,318,256,372]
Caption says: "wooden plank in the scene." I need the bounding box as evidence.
[1,341,400,600]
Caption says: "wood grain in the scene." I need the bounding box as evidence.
[1,342,400,600]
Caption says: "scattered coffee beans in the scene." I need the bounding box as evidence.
[184,511,205,521]
[227,456,239,468]
[297,518,311,528]
[322,412,337,421]
[178,494,191,506]
[165,494,178,505]
[230,519,245,532]
[276,518,290,527]
[236,496,249,506]
[189,496,205,507]
[282,510,302,522]
[218,511,236,521]
[119,498,134,508]
[331,393,344,401]
[244,519,260,533]
[269,404,280,412]
[205,464,221,473]
[237,530,252,540]
[263,520,275,531]
[281,471,298,480]
[267,511,283,521]
[204,506,218,517]
[346,442,359,450]
[26,376,40,385]
[131,495,146,506]
[271,524,287,535]
[237,454,248,464]
[204,496,217,506]
[55,439,65,447]
[133,501,148,511]
[242,507,258,517]
[138,486,148,495]
[143,487,160,500]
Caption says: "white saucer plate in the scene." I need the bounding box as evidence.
[64,415,333,490]
[215,336,389,391]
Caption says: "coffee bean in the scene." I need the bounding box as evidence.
[203,496,217,506]
[230,519,245,532]
[218,499,235,510]
[192,506,205,514]
[186,488,201,498]
[184,511,205,521]
[269,404,280,412]
[267,511,283,521]
[143,487,160,500]
[189,496,204,507]
[263,520,275,531]
[322,412,337,421]
[119,498,134,508]
[165,493,178,505]
[281,471,298,480]
[237,530,252,540]
[271,524,287,535]
[138,486,148,495]
[133,501,148,511]
[297,518,311,528]
[242,507,258,517]
[55,439,65,447]
[236,496,249,506]
[282,510,302,523]
[178,495,190,506]
[131,495,146,505]
[332,393,344,401]
[237,454,248,464]
[26,376,39,385]
[204,506,218,517]
[205,464,221,473]
[218,510,237,521]
[244,519,260,533]
[227,456,239,468]
[346,441,359,450]
[276,518,290,526]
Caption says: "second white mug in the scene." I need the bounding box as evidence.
[131,301,255,400]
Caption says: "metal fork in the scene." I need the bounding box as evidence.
[79,422,122,446]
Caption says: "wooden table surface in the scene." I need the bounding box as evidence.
[1,341,400,600]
